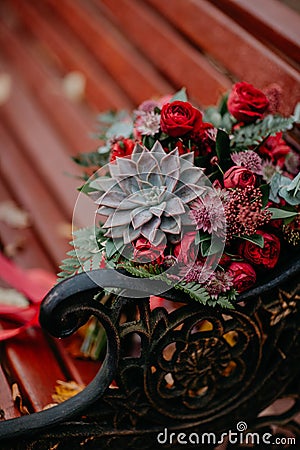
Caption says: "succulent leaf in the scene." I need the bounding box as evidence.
[93,142,206,245]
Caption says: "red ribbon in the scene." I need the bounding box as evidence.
[0,253,56,340]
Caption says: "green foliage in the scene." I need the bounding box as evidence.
[118,262,236,309]
[57,227,106,281]
[238,233,264,248]
[279,172,300,206]
[231,114,295,149]
[72,149,110,168]
[269,207,298,220]
[200,236,224,257]
[259,184,270,208]
[269,172,300,206]
[170,87,188,102]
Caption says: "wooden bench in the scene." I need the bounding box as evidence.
[0,0,299,447]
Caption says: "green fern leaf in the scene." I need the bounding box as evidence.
[57,227,106,281]
[231,115,295,149]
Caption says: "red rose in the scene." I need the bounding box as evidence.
[228,262,256,293]
[173,232,197,265]
[227,82,269,123]
[160,101,203,137]
[239,230,280,269]
[110,138,135,163]
[193,122,216,156]
[133,238,165,264]
[258,132,291,168]
[223,166,256,189]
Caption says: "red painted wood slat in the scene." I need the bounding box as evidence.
[0,21,96,155]
[45,0,174,104]
[145,0,300,113]
[96,0,232,107]
[208,0,300,66]
[7,0,133,111]
[0,365,21,419]
[0,122,71,268]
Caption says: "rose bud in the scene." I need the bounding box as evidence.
[173,231,197,265]
[110,138,135,163]
[228,262,256,293]
[239,230,280,269]
[133,238,165,264]
[160,101,202,137]
[223,166,256,189]
[258,132,291,168]
[227,82,269,123]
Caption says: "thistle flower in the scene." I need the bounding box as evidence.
[183,263,233,299]
[182,261,213,284]
[261,160,281,183]
[206,270,233,299]
[135,111,161,136]
[190,189,226,237]
[90,142,206,245]
[224,186,271,240]
[231,150,263,175]
[285,151,300,175]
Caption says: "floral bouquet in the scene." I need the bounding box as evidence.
[59,82,300,317]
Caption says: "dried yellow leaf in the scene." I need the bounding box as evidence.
[11,383,30,415]
[52,380,85,404]
[0,201,30,229]
[0,73,11,105]
[0,288,29,307]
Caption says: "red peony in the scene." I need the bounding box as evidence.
[227,82,269,123]
[160,101,203,137]
[258,132,291,168]
[173,232,197,265]
[133,238,165,264]
[228,262,256,293]
[239,230,280,269]
[223,166,256,189]
[110,138,135,163]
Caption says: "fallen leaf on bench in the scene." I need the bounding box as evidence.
[0,201,30,229]
[56,222,73,239]
[0,73,11,105]
[12,383,30,415]
[51,380,85,404]
[0,288,29,307]
[62,71,86,102]
[42,403,59,410]
[3,237,26,258]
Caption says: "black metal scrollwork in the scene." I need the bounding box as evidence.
[0,256,299,449]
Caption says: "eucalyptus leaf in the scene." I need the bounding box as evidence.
[269,173,289,203]
[279,186,300,205]
[238,234,264,248]
[269,208,298,220]
[195,232,211,245]
[106,121,133,139]
[203,106,221,127]
[170,87,188,102]
[293,102,300,122]
[105,239,119,259]
[279,173,300,205]
[259,184,270,208]
[201,236,224,256]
